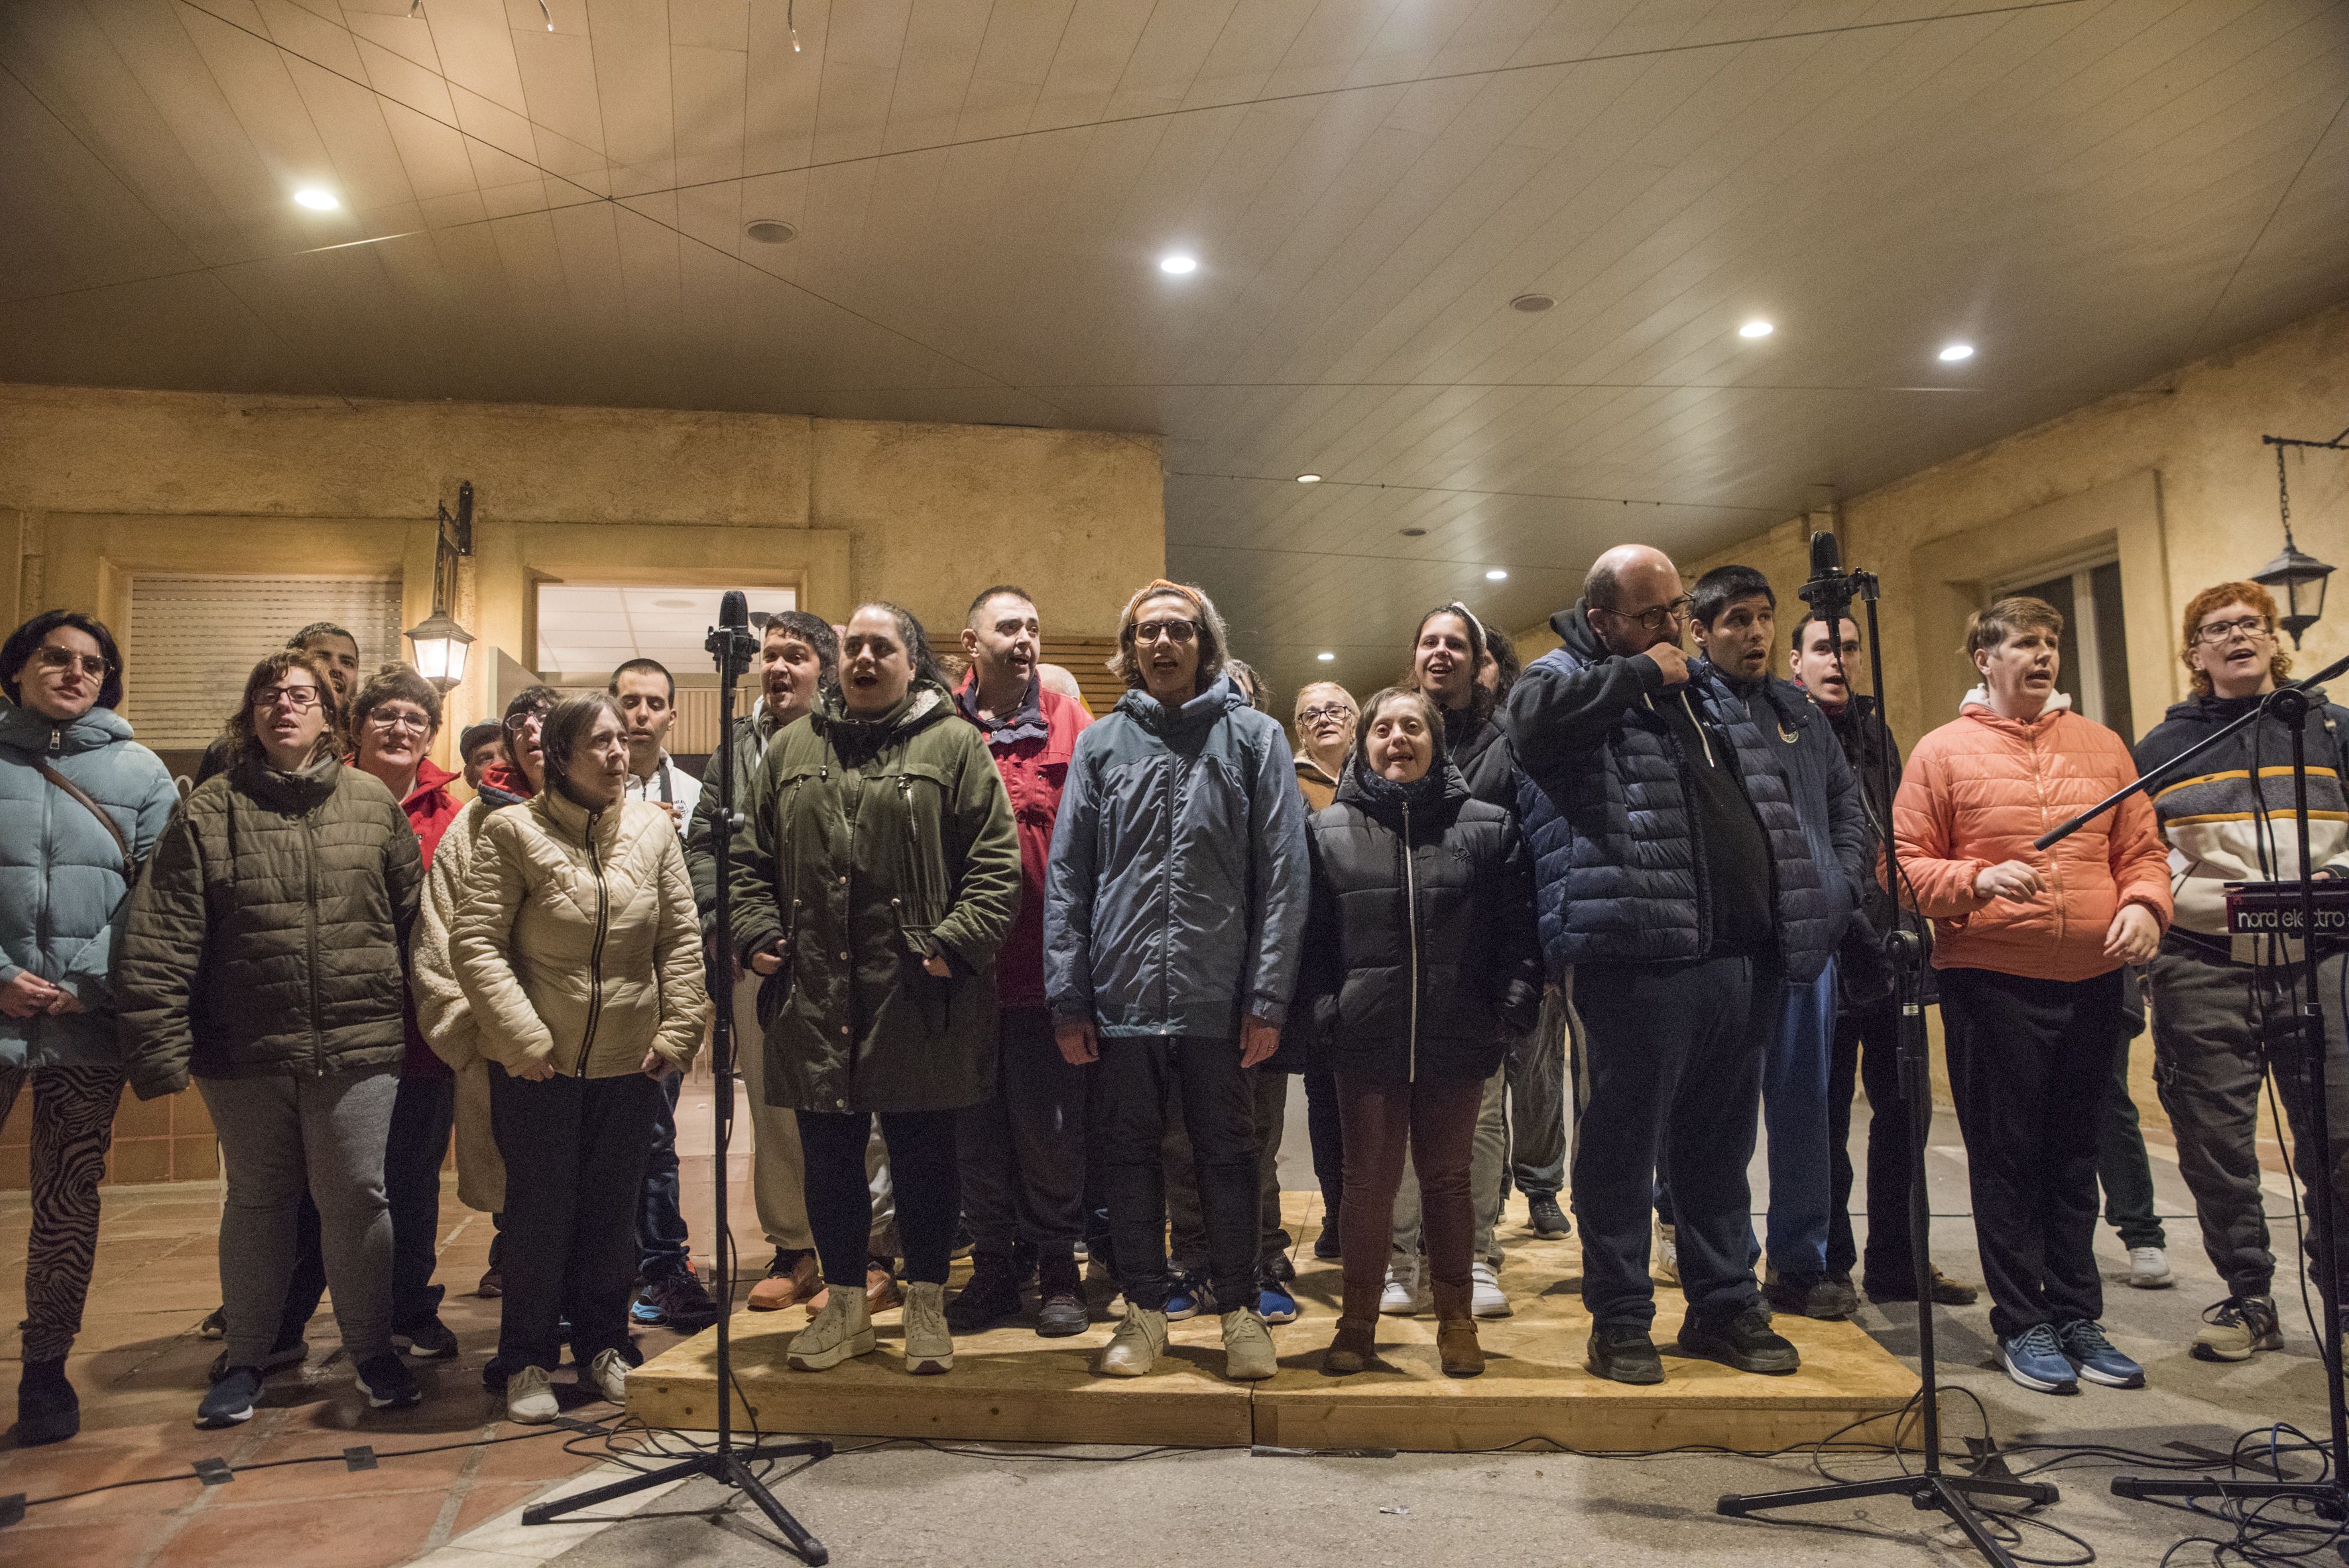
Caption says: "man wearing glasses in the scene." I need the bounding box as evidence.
[2138,581,2349,1364]
[1506,544,1833,1384]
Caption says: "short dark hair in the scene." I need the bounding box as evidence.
[226,648,346,767]
[2,609,125,711]
[349,662,442,737]
[501,684,560,747]
[458,720,503,760]
[1353,686,1449,775]
[1485,627,1522,699]
[609,657,674,703]
[290,621,357,652]
[965,585,1036,623]
[847,601,942,690]
[540,690,624,801]
[1791,611,1861,652]
[1689,565,1775,629]
[761,611,839,687]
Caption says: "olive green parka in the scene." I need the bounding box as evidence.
[727,682,1020,1114]
[120,754,422,1101]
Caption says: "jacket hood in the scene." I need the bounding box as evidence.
[1336,759,1471,829]
[1553,601,1607,663]
[2157,685,2330,725]
[407,756,460,810]
[1295,752,1342,789]
[0,701,133,758]
[234,751,343,811]
[1960,685,2074,721]
[815,680,951,738]
[477,758,536,807]
[1114,672,1247,733]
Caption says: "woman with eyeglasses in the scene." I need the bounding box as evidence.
[0,611,177,1445]
[121,649,426,1429]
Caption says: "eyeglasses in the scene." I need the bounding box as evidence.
[365,708,431,733]
[34,647,108,679]
[253,686,322,713]
[1130,620,1198,645]
[1597,595,1693,633]
[2194,615,2270,646]
[1299,704,1355,725]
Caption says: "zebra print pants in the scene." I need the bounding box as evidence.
[0,1063,125,1363]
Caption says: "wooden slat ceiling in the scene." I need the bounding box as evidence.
[3,0,2347,703]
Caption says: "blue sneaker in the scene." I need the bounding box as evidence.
[2057,1319,2145,1388]
[1164,1274,1215,1321]
[1998,1323,2080,1394]
[1258,1278,1299,1325]
[196,1366,261,1428]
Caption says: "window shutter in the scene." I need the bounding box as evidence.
[125,575,406,747]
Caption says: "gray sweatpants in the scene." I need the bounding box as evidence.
[200,1068,399,1368]
[2149,940,2349,1302]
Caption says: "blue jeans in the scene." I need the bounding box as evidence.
[635,1072,691,1280]
[1758,959,1838,1280]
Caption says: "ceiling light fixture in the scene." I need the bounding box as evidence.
[536,0,552,29]
[1159,254,1197,275]
[1510,293,1555,313]
[744,219,798,245]
[1317,652,1336,662]
[788,0,801,50]
[1295,473,1321,484]
[293,188,339,211]
[1739,319,1774,339]
[1485,568,1508,581]
[1939,342,1975,362]
[1400,527,1427,538]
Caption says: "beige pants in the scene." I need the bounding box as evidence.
[733,973,897,1257]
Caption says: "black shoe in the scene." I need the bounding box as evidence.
[1586,1324,1665,1384]
[1009,1236,1040,1287]
[1679,1309,1801,1375]
[199,1305,227,1339]
[1035,1252,1089,1339]
[1312,1223,1343,1262]
[395,1316,460,1360]
[1866,1266,1980,1307]
[634,1269,721,1333]
[355,1352,423,1410]
[1528,1195,1571,1239]
[945,1253,1025,1334]
[1262,1251,1297,1284]
[197,1366,262,1428]
[1763,1269,1858,1320]
[15,1358,78,1446]
[211,1331,309,1384]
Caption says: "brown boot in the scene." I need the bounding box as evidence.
[1431,1281,1485,1378]
[1321,1316,1378,1377]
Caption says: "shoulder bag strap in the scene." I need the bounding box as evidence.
[38,760,135,874]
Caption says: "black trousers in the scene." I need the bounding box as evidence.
[1095,1034,1259,1313]
[1573,955,1774,1330]
[1304,1067,1345,1239]
[800,1107,959,1288]
[1826,995,1912,1286]
[489,1065,662,1372]
[1939,965,2123,1340]
[957,1009,1087,1256]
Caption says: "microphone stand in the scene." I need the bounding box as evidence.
[524,601,833,1564]
[1717,567,2060,1563]
[2051,648,2349,1534]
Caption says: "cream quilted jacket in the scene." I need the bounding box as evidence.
[451,786,709,1078]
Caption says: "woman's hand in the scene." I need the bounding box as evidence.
[513,1056,558,1083]
[1973,860,2043,903]
[748,939,786,977]
[641,1047,672,1080]
[2104,903,2161,965]
[44,989,83,1016]
[0,972,59,1019]
[923,950,951,978]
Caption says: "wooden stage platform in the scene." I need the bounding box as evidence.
[630,1198,1919,1454]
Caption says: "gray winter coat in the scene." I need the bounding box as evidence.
[1044,676,1310,1040]
[0,703,178,1069]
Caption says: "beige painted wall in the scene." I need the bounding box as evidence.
[0,383,1165,755]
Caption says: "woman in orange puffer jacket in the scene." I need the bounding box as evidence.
[1894,596,2171,1398]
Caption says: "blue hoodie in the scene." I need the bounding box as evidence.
[0,702,178,1069]
[1044,675,1310,1040]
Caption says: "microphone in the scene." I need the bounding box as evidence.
[719,589,750,631]
[1807,530,1840,582]
[1797,530,1852,611]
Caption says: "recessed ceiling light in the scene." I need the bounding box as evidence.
[1939,342,1975,362]
[1485,568,1508,581]
[744,219,798,245]
[1738,319,1774,339]
[1400,527,1427,538]
[1159,254,1197,275]
[1510,293,1555,313]
[1316,652,1336,662]
[1295,473,1321,484]
[293,188,339,211]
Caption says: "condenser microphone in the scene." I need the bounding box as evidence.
[1797,530,1852,612]
[719,589,750,631]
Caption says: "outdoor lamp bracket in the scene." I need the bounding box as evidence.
[406,480,477,692]
[2255,431,2346,650]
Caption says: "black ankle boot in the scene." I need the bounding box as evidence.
[1035,1252,1089,1338]
[17,1358,79,1446]
[945,1253,1024,1334]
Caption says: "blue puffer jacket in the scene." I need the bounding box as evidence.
[1701,664,1870,961]
[1504,605,1832,982]
[1044,674,1310,1040]
[0,702,179,1069]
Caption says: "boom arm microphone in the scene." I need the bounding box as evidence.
[1797,530,1856,612]
[719,589,749,631]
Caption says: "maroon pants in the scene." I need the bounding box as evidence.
[1335,1074,1486,1311]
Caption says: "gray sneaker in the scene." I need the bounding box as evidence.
[902,1281,954,1375]
[1221,1307,1278,1382]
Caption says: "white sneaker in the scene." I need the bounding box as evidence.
[1378,1258,1428,1316]
[507,1364,558,1425]
[2127,1246,2173,1289]
[586,1347,629,1405]
[1470,1260,1512,1319]
[1656,1220,1681,1286]
[902,1280,953,1375]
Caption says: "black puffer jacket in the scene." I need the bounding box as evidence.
[1297,762,1541,1086]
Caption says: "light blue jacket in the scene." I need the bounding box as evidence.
[1043,676,1309,1040]
[0,702,178,1069]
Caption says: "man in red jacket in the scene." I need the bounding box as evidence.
[946,587,1094,1337]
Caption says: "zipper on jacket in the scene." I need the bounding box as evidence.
[898,774,929,922]
[579,813,609,1075]
[1162,758,1179,1027]
[304,808,325,1076]
[1402,798,1421,1082]
[33,741,54,1045]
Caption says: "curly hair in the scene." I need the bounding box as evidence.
[764,610,840,688]
[1,609,125,711]
[349,662,443,738]
[225,649,346,768]
[1107,579,1231,694]
[2179,580,2289,697]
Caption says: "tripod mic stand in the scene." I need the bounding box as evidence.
[524,591,833,1564]
[1717,558,2059,1563]
[2043,652,2349,1537]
